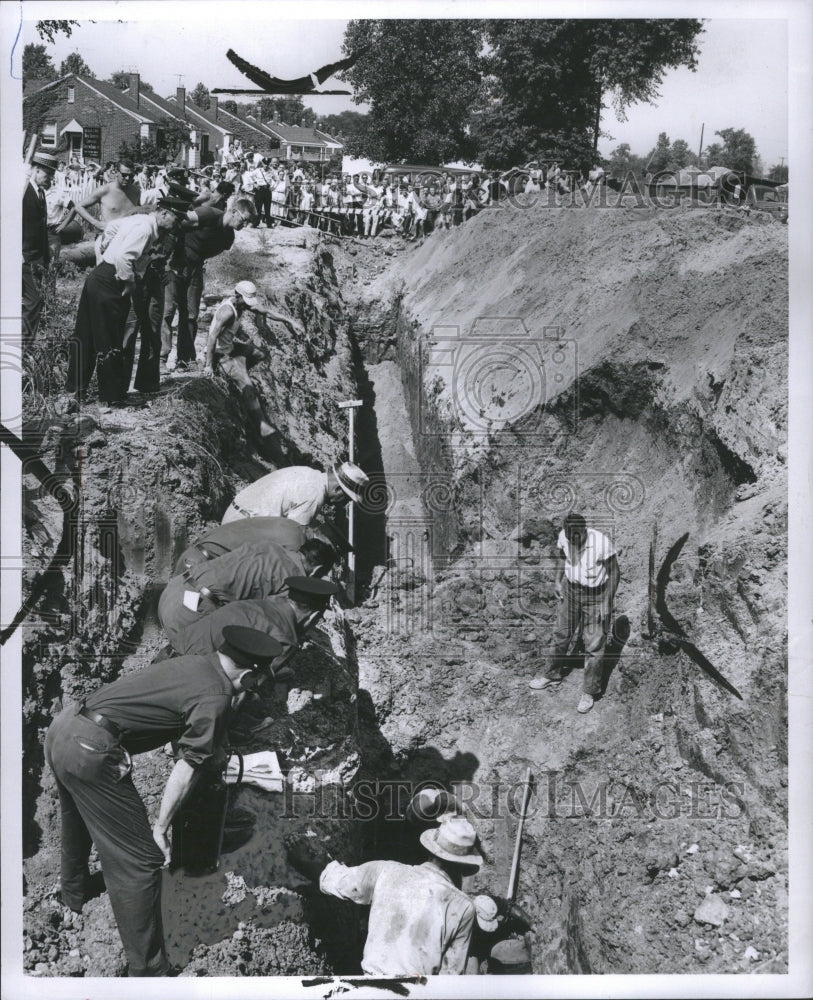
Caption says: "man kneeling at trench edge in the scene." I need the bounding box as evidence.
[44,626,281,976]
[529,512,621,714]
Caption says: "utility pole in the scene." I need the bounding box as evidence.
[697,123,704,169]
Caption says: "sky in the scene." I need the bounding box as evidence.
[18,4,789,168]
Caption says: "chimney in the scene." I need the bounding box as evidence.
[128,73,140,107]
[209,95,218,120]
[176,86,186,114]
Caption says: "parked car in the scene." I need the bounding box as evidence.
[746,183,788,223]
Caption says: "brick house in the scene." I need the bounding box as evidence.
[262,121,342,163]
[23,73,158,164]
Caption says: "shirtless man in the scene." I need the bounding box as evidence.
[61,160,145,267]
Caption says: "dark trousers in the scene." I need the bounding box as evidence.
[254,186,271,225]
[45,706,170,976]
[65,262,130,403]
[545,579,610,696]
[22,259,46,348]
[122,266,166,393]
[162,267,203,363]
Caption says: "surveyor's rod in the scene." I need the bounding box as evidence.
[507,768,533,901]
[338,400,363,603]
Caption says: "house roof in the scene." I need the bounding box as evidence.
[24,74,157,124]
[124,87,230,137]
[209,104,281,144]
[263,121,341,146]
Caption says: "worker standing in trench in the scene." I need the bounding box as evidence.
[529,512,621,713]
[202,279,303,460]
[44,626,281,976]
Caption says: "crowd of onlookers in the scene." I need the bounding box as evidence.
[47,147,609,244]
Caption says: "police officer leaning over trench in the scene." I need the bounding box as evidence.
[45,626,282,976]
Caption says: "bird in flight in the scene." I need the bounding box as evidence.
[212,47,369,95]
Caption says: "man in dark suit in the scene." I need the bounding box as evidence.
[22,151,57,347]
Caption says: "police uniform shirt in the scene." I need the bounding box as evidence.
[175,596,299,661]
[173,516,307,576]
[186,540,305,602]
[171,207,235,274]
[84,653,233,767]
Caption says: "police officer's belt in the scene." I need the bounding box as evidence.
[78,704,123,739]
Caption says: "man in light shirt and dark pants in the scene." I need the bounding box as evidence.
[529,512,621,714]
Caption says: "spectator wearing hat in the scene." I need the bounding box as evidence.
[221,462,369,525]
[161,196,258,371]
[65,203,182,409]
[158,537,336,650]
[44,625,281,977]
[171,576,340,661]
[22,151,57,346]
[202,279,302,451]
[172,515,351,577]
[60,160,145,269]
[528,512,621,714]
[287,814,482,975]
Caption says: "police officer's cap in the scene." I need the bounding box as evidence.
[314,518,354,554]
[285,576,340,608]
[158,196,192,214]
[167,181,199,204]
[219,625,282,670]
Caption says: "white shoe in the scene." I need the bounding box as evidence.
[529,676,561,690]
[577,694,594,714]
[165,348,177,372]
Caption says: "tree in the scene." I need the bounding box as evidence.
[221,100,238,114]
[768,162,788,183]
[109,70,154,92]
[476,19,704,168]
[22,43,57,86]
[607,142,646,178]
[36,20,79,44]
[341,19,484,163]
[316,111,370,155]
[669,139,698,169]
[714,127,757,173]
[190,82,210,111]
[702,142,724,167]
[645,132,672,174]
[59,52,95,78]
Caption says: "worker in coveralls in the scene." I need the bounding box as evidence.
[287,814,483,975]
[529,512,621,713]
[44,626,281,976]
[158,537,336,650]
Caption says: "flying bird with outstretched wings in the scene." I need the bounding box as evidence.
[212,47,369,96]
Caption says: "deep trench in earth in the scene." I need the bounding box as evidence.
[21,206,788,978]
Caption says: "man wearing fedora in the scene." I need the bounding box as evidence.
[287,814,482,975]
[221,462,369,525]
[45,625,282,976]
[22,151,58,347]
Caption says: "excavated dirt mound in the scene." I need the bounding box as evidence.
[344,201,788,974]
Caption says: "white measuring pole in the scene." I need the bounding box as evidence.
[338,400,363,603]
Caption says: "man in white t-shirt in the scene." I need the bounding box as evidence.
[529,512,621,713]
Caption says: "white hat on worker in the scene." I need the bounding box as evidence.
[419,814,482,869]
[234,280,259,307]
[473,894,500,932]
[332,461,369,504]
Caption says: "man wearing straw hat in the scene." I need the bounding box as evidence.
[287,814,482,975]
[22,150,58,346]
[221,461,369,525]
